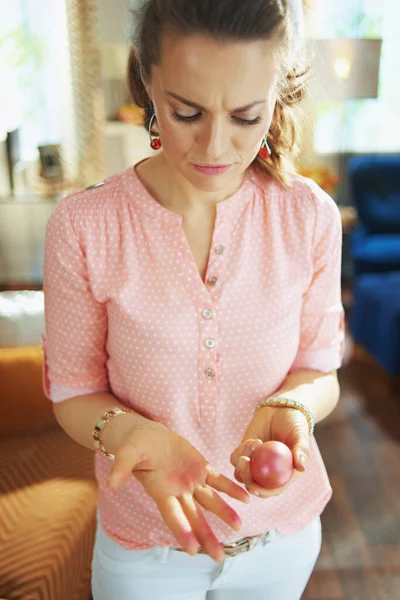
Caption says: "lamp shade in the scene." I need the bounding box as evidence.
[308,38,382,101]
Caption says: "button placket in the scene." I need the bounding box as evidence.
[206,239,229,289]
[171,214,229,425]
[198,299,219,423]
[203,210,230,294]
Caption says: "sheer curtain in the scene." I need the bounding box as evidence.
[0,0,105,189]
[312,0,400,153]
[0,0,69,160]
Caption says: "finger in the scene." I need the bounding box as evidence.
[247,469,301,499]
[230,439,262,467]
[180,493,225,563]
[291,440,311,472]
[155,496,200,555]
[194,486,242,532]
[107,443,142,489]
[234,456,255,488]
[206,466,250,503]
[234,469,244,484]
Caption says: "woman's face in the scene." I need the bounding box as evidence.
[145,34,282,192]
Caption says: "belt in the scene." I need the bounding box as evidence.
[174,533,265,558]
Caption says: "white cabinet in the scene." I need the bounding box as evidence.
[104,122,153,176]
[0,201,56,285]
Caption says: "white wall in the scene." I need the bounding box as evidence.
[95,0,131,44]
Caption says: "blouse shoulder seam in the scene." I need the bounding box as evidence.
[61,169,131,217]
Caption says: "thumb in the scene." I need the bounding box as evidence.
[291,437,311,472]
[287,417,311,472]
[107,443,142,489]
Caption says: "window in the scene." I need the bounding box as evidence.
[0,0,69,162]
[313,0,400,153]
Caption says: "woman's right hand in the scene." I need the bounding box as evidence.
[107,424,250,563]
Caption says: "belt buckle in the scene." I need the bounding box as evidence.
[223,535,259,557]
[176,535,260,557]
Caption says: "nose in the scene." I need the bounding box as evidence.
[199,118,228,162]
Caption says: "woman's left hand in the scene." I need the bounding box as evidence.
[230,406,312,499]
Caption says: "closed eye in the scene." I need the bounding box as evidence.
[172,112,201,123]
[172,113,262,126]
[233,116,262,126]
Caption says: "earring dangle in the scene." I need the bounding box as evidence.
[149,113,162,150]
[258,136,271,159]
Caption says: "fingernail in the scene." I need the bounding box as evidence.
[252,490,260,497]
[298,454,307,468]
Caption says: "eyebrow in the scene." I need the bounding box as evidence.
[166,92,266,113]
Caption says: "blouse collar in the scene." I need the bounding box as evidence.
[128,160,258,225]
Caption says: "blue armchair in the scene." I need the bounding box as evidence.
[348,155,400,376]
[348,154,400,276]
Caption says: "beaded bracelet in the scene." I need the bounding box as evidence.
[254,396,315,436]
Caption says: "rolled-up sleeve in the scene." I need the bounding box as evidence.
[289,182,345,374]
[42,197,109,402]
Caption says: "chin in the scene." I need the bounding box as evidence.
[182,164,240,192]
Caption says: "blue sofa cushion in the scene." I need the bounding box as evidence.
[348,155,400,234]
[350,225,400,265]
[350,272,400,374]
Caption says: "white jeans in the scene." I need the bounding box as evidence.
[92,515,322,600]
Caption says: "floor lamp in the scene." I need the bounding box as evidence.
[306,37,382,198]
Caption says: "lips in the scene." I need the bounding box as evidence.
[193,164,232,176]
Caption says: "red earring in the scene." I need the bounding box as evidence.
[149,114,162,150]
[259,136,271,159]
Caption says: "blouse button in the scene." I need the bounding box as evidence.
[207,276,218,286]
[205,337,216,349]
[205,368,216,379]
[215,245,227,255]
[202,308,213,319]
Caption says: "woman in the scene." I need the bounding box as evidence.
[42,0,345,598]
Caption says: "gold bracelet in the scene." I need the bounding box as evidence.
[93,408,131,459]
[254,396,315,436]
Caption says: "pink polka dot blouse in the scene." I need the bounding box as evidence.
[42,163,345,550]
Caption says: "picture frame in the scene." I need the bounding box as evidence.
[38,144,63,180]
